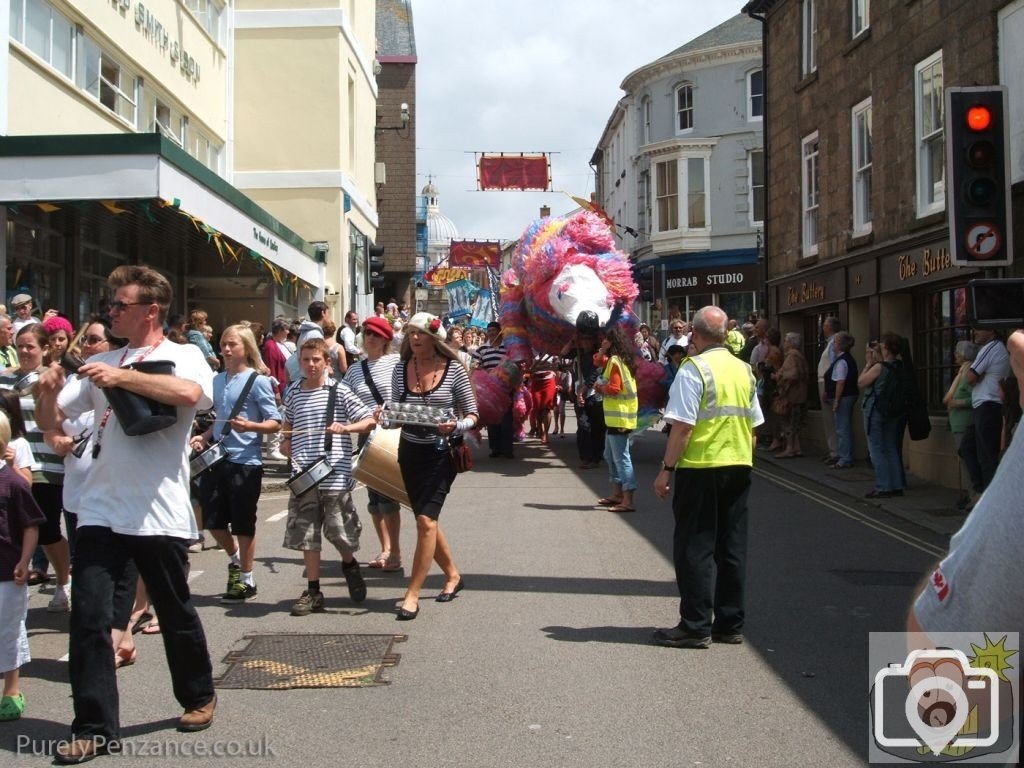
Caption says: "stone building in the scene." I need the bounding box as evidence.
[743,0,1024,486]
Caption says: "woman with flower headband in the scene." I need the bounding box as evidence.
[388,312,478,620]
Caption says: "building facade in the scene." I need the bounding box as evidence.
[374,0,416,307]
[592,13,764,329]
[744,0,1024,487]
[1,0,327,328]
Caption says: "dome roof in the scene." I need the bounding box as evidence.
[427,211,459,246]
[422,180,439,196]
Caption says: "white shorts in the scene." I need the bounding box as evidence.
[0,581,30,673]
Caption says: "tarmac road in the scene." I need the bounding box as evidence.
[4,419,950,767]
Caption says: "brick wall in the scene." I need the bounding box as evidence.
[375,62,417,278]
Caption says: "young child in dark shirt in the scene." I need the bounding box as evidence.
[0,411,46,721]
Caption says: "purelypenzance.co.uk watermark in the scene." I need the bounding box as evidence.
[17,734,276,759]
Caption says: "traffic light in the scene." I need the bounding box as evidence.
[945,86,1013,267]
[631,262,655,302]
[368,243,385,289]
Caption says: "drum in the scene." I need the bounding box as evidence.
[190,441,227,477]
[352,427,410,508]
[287,456,333,496]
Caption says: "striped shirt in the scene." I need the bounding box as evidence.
[389,358,478,446]
[343,354,399,409]
[282,378,371,492]
[0,370,63,485]
[472,341,506,371]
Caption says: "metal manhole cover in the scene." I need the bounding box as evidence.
[215,633,406,689]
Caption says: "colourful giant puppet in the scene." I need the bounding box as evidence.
[473,210,666,425]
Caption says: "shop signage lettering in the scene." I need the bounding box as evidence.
[896,247,955,282]
[786,281,826,306]
[252,228,279,253]
[666,272,745,290]
[108,1,201,83]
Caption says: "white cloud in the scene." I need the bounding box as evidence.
[410,0,742,243]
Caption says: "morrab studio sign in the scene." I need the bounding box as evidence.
[663,263,759,297]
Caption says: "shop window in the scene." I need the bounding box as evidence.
[915,51,945,216]
[802,132,820,257]
[852,98,873,234]
[916,285,970,410]
[675,84,694,132]
[5,208,67,316]
[655,159,679,232]
[747,69,763,121]
[719,293,754,326]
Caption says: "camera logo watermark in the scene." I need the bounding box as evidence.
[869,632,1019,764]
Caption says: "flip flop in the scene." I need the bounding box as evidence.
[597,497,624,507]
[381,557,403,572]
[129,611,153,635]
[607,505,637,513]
[26,569,50,586]
[141,621,161,635]
[367,552,389,569]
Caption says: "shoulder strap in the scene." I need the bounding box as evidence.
[219,371,259,438]
[323,382,339,454]
[362,359,384,405]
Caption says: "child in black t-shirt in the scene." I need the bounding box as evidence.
[0,411,46,721]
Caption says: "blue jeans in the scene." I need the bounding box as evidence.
[864,408,903,492]
[603,431,636,491]
[832,395,857,466]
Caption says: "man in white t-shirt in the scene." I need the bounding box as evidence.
[36,265,217,762]
[959,328,1010,500]
[817,317,841,462]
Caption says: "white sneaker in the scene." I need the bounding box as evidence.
[47,585,70,613]
[268,450,287,461]
[188,540,203,553]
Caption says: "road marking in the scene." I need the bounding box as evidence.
[753,468,947,559]
[266,510,289,522]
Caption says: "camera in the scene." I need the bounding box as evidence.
[968,278,1024,329]
[872,648,1000,753]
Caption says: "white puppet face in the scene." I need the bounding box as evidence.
[546,263,614,327]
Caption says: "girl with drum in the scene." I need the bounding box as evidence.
[342,316,402,572]
[389,312,479,620]
[0,325,72,611]
[190,325,281,603]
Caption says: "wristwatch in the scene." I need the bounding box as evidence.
[662,463,675,472]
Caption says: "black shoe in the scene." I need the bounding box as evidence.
[489,451,501,458]
[865,489,904,499]
[342,560,367,603]
[652,626,710,649]
[436,578,465,603]
[55,738,118,765]
[396,604,419,621]
[712,633,744,645]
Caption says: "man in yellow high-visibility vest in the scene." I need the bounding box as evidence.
[653,306,764,649]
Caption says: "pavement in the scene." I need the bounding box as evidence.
[5,418,961,767]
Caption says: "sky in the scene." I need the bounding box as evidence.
[409,0,742,244]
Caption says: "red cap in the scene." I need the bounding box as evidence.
[362,315,394,341]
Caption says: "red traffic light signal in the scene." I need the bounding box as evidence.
[945,86,1013,267]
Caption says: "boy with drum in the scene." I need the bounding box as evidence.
[280,338,376,616]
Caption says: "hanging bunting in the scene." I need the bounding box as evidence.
[101,201,129,215]
[36,203,60,213]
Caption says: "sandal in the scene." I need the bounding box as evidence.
[607,505,637,513]
[26,569,50,586]
[367,552,389,569]
[114,647,137,669]
[141,620,161,635]
[129,610,153,635]
[381,556,403,572]
[597,497,623,507]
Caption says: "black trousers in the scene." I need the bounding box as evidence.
[487,403,515,457]
[671,466,752,637]
[574,397,606,463]
[69,526,214,741]
[959,401,1003,493]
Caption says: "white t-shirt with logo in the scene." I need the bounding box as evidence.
[58,340,213,538]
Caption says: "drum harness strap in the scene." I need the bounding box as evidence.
[356,361,383,453]
[215,371,259,443]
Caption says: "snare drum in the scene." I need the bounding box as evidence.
[287,456,333,496]
[190,441,227,477]
[352,427,410,508]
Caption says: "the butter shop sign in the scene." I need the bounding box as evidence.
[109,0,202,83]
